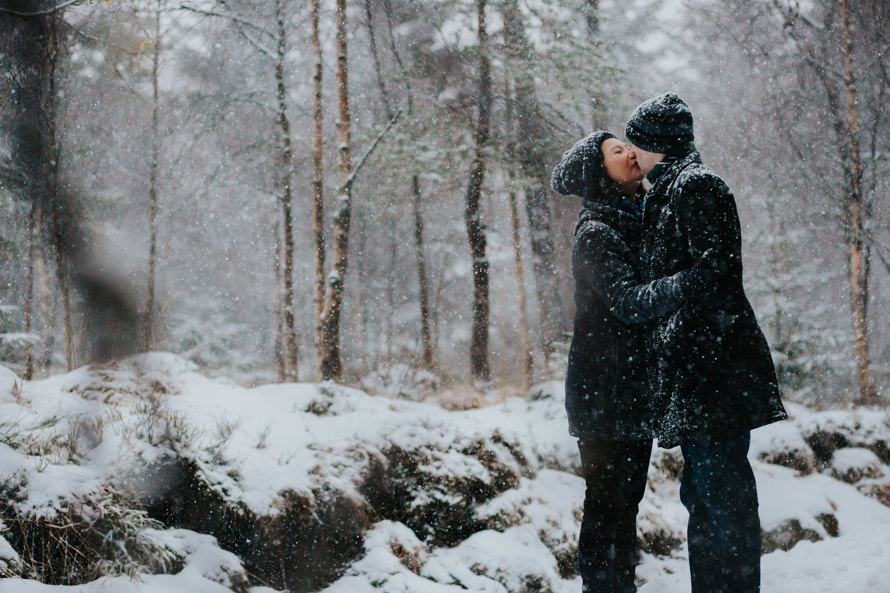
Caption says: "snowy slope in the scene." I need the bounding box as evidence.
[0,354,887,592]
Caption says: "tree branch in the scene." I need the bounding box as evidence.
[0,0,81,16]
[178,1,276,60]
[872,243,890,278]
[342,110,403,194]
[178,3,275,40]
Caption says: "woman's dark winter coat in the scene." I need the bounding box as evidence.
[637,151,788,448]
[566,200,691,441]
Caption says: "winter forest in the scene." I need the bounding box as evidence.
[0,0,889,592]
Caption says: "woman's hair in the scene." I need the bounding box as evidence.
[550,130,624,202]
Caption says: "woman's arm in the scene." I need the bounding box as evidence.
[575,224,717,324]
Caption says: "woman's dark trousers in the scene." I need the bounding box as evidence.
[577,438,652,593]
[679,431,760,593]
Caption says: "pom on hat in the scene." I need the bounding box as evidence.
[625,92,694,154]
[550,131,616,200]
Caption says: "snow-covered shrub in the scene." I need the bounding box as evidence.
[359,439,522,547]
[143,528,249,592]
[0,304,37,375]
[0,334,37,373]
[650,447,684,480]
[247,488,371,593]
[750,418,816,475]
[637,515,683,557]
[799,408,890,465]
[761,518,824,553]
[474,470,583,579]
[528,380,565,402]
[0,529,20,577]
[162,295,267,381]
[360,363,440,400]
[126,456,256,561]
[830,448,884,484]
[433,527,567,593]
[0,487,180,584]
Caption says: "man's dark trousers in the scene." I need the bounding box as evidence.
[577,438,651,593]
[680,431,760,593]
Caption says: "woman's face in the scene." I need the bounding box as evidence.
[602,138,643,186]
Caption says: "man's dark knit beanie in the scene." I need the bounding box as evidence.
[550,131,615,201]
[625,92,694,154]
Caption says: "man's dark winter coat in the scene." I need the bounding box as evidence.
[566,200,690,441]
[638,151,788,448]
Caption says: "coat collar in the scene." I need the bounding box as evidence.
[646,151,702,199]
[576,199,643,237]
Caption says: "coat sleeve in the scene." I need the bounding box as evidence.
[574,222,705,324]
[674,171,743,295]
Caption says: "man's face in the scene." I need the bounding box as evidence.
[631,146,666,176]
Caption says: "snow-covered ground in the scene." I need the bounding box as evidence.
[0,354,887,593]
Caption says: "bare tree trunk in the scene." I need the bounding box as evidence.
[273,220,286,381]
[840,0,878,405]
[311,0,326,378]
[275,0,299,381]
[508,190,533,388]
[504,76,532,388]
[354,217,368,374]
[23,202,38,380]
[145,0,162,353]
[43,17,75,372]
[465,0,492,383]
[386,220,396,363]
[500,0,565,347]
[412,176,435,369]
[36,246,54,374]
[364,0,393,117]
[318,0,353,381]
[55,235,74,371]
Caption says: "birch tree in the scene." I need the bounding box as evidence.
[310,0,326,378]
[318,0,354,381]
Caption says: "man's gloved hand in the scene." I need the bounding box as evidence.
[678,248,720,301]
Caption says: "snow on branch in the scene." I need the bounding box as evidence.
[178,2,276,60]
[341,110,403,194]
[178,3,275,41]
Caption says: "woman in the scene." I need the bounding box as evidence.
[551,131,709,593]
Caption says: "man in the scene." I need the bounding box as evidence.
[625,92,787,593]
